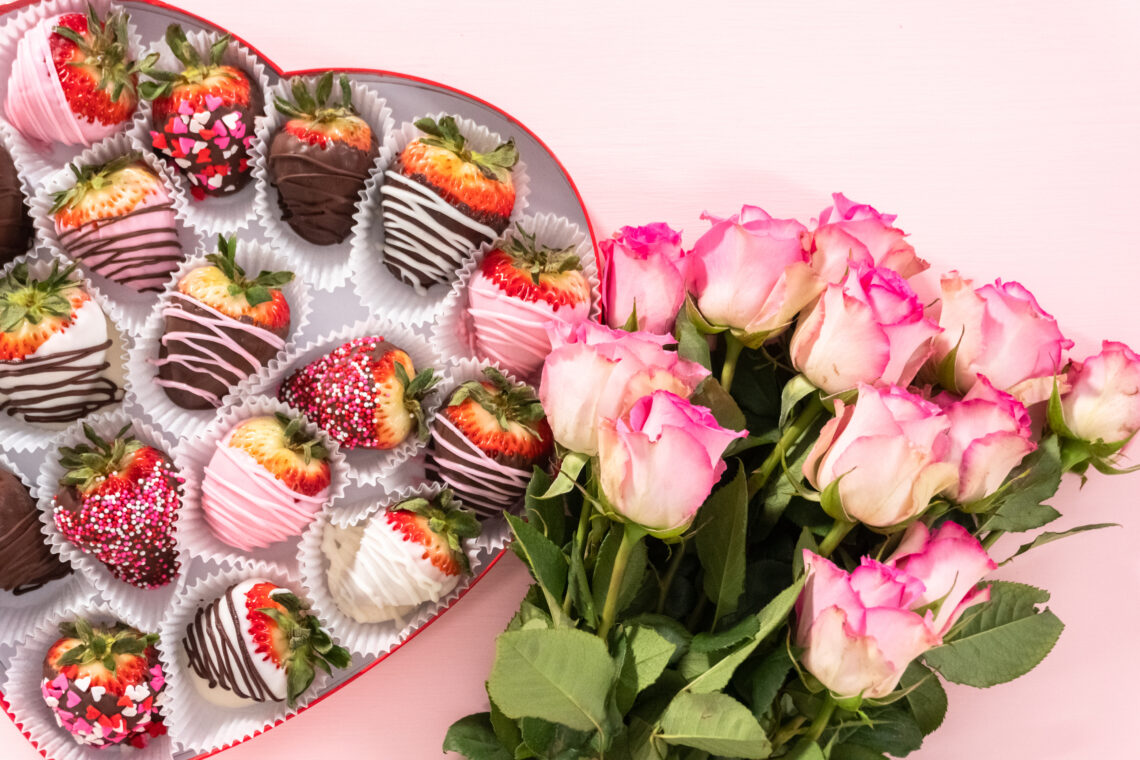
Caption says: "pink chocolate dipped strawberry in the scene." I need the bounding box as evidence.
[277,335,439,450]
[51,153,182,292]
[53,424,181,588]
[4,4,149,147]
[140,26,262,199]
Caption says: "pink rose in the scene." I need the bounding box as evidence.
[808,193,929,284]
[1060,341,1140,446]
[538,322,710,455]
[598,391,745,535]
[790,265,942,394]
[803,385,957,528]
[931,273,1073,405]
[687,206,818,342]
[599,223,687,334]
[937,376,1036,504]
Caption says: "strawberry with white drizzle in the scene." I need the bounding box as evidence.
[322,489,480,624]
[201,413,332,551]
[467,223,592,380]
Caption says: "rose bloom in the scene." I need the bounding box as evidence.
[1060,341,1140,447]
[597,391,745,535]
[807,192,929,284]
[931,273,1072,405]
[538,322,709,455]
[686,205,818,341]
[803,385,957,528]
[796,523,994,699]
[599,223,687,335]
[937,376,1035,504]
[790,265,942,394]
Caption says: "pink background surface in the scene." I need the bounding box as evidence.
[4,1,1140,758]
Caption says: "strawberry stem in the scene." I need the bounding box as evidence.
[394,490,482,573]
[414,115,518,182]
[55,618,158,673]
[206,234,294,308]
[0,261,81,332]
[57,423,144,493]
[448,367,546,437]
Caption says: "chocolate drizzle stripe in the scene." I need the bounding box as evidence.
[183,584,281,704]
[0,339,121,423]
[57,203,183,292]
[426,414,531,516]
[0,508,70,594]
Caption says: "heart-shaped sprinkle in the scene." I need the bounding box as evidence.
[205,94,224,111]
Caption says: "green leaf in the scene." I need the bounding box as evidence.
[543,452,589,499]
[694,464,748,625]
[674,306,712,371]
[779,374,818,428]
[524,467,565,544]
[690,615,760,654]
[979,436,1063,531]
[443,713,513,760]
[842,705,924,757]
[900,662,947,736]
[830,745,889,760]
[489,694,524,754]
[621,301,640,332]
[793,528,820,577]
[505,514,569,624]
[690,378,748,433]
[740,648,792,719]
[488,629,617,734]
[519,717,592,759]
[614,625,676,713]
[593,526,648,618]
[786,741,826,760]
[1002,523,1119,566]
[623,614,692,666]
[656,692,771,758]
[923,581,1064,687]
[683,294,725,335]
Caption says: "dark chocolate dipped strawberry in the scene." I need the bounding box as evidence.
[52,423,181,589]
[278,335,439,450]
[0,144,33,265]
[51,153,183,292]
[155,234,293,410]
[0,464,71,595]
[268,73,379,246]
[140,25,262,199]
[380,115,519,294]
[426,367,551,517]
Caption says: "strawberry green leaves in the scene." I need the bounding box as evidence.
[414,115,518,182]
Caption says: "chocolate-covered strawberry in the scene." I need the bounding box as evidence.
[4,4,149,147]
[183,579,349,707]
[141,26,262,199]
[41,619,167,749]
[381,115,519,293]
[0,145,33,265]
[51,154,182,292]
[53,424,181,588]
[278,335,439,450]
[426,367,551,516]
[268,73,379,246]
[155,234,293,410]
[0,464,71,595]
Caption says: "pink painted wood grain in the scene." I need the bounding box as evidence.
[3,1,1138,758]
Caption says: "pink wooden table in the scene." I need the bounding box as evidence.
[3,1,1138,758]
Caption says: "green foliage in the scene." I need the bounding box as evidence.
[656,692,771,758]
[694,464,748,625]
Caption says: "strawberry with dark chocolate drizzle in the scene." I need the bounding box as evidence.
[268,72,379,246]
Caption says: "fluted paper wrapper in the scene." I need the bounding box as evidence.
[0,251,130,452]
[125,239,312,441]
[348,114,531,326]
[297,481,509,658]
[233,318,443,485]
[433,212,600,383]
[157,558,346,753]
[29,132,202,334]
[0,450,94,648]
[0,0,148,184]
[251,75,395,292]
[131,29,270,233]
[35,410,184,631]
[172,395,348,572]
[1,597,172,760]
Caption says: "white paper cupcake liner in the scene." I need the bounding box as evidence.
[28,132,202,335]
[297,480,508,658]
[124,238,313,441]
[433,212,600,383]
[130,28,271,233]
[157,558,346,754]
[0,449,96,649]
[0,250,130,452]
[0,0,149,185]
[251,74,395,292]
[232,318,444,486]
[2,597,173,760]
[35,409,185,631]
[171,395,349,573]
[348,113,531,326]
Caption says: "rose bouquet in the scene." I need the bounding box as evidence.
[443,194,1139,760]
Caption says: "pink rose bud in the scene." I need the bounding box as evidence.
[931,273,1073,405]
[599,223,687,334]
[803,385,958,528]
[687,205,818,341]
[807,193,929,284]
[1060,341,1140,446]
[538,322,710,455]
[597,390,745,535]
[937,376,1036,504]
[790,265,942,394]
